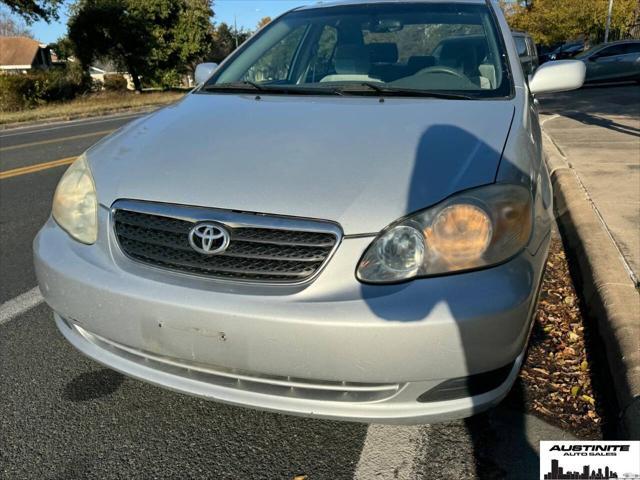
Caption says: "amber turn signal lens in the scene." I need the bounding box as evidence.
[425,204,492,267]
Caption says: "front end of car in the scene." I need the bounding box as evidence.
[34,0,553,424]
[34,152,550,424]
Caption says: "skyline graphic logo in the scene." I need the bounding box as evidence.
[540,441,640,480]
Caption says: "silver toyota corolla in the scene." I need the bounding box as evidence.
[34,0,586,424]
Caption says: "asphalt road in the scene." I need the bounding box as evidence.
[0,112,145,302]
[0,108,575,479]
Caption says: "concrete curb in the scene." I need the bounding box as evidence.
[542,133,640,439]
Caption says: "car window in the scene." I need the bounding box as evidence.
[208,3,512,98]
[559,43,582,54]
[575,46,601,59]
[242,25,307,83]
[364,23,483,63]
[623,42,640,54]
[307,25,338,82]
[597,44,627,58]
[526,37,536,56]
[514,35,527,56]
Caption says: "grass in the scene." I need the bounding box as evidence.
[0,91,186,126]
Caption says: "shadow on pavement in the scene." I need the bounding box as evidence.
[64,369,125,402]
[559,111,640,137]
[538,83,640,123]
[465,384,539,480]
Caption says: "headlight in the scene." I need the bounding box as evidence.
[357,184,532,283]
[52,154,98,244]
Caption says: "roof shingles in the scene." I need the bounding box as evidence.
[0,36,43,67]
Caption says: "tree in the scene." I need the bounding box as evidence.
[68,0,152,91]
[209,22,250,63]
[49,35,75,61]
[0,10,32,36]
[67,0,214,90]
[171,0,215,74]
[502,0,638,45]
[257,16,271,30]
[1,0,61,22]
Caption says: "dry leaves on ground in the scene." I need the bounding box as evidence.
[519,236,604,438]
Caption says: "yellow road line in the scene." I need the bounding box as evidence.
[0,156,77,180]
[0,129,114,152]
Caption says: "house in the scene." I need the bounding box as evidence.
[89,60,136,90]
[0,36,52,74]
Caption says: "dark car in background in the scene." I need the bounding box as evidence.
[538,42,562,64]
[512,31,538,75]
[546,41,585,62]
[576,40,640,84]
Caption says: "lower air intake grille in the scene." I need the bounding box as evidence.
[113,203,340,284]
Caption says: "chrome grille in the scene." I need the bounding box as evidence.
[112,201,341,284]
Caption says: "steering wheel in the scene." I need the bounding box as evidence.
[415,65,467,80]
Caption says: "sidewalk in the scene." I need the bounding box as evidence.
[539,84,640,285]
[538,84,640,438]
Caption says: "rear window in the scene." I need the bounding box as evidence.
[514,36,527,56]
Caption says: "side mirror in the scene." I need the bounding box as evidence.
[528,60,585,95]
[194,63,218,85]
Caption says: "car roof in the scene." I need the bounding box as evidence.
[585,39,639,52]
[599,39,640,46]
[295,0,487,11]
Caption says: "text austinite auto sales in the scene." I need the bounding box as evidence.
[550,445,632,457]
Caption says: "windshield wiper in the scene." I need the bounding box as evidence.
[202,82,344,96]
[202,81,265,92]
[355,82,387,94]
[338,83,474,100]
[204,81,472,99]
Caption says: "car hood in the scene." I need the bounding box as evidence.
[89,93,515,234]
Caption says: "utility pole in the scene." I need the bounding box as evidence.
[604,0,614,43]
[234,15,239,48]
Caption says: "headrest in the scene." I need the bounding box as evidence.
[335,44,371,74]
[408,56,436,71]
[369,43,399,63]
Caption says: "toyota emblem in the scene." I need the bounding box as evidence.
[188,223,230,255]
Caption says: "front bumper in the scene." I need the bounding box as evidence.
[35,209,549,424]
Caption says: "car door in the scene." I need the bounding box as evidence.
[619,42,640,81]
[586,44,628,82]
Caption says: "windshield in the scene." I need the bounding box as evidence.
[204,3,511,98]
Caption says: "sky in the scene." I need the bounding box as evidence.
[19,0,314,44]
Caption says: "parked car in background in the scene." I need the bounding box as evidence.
[538,42,562,64]
[547,41,585,61]
[575,40,640,84]
[512,31,538,75]
[35,0,586,424]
